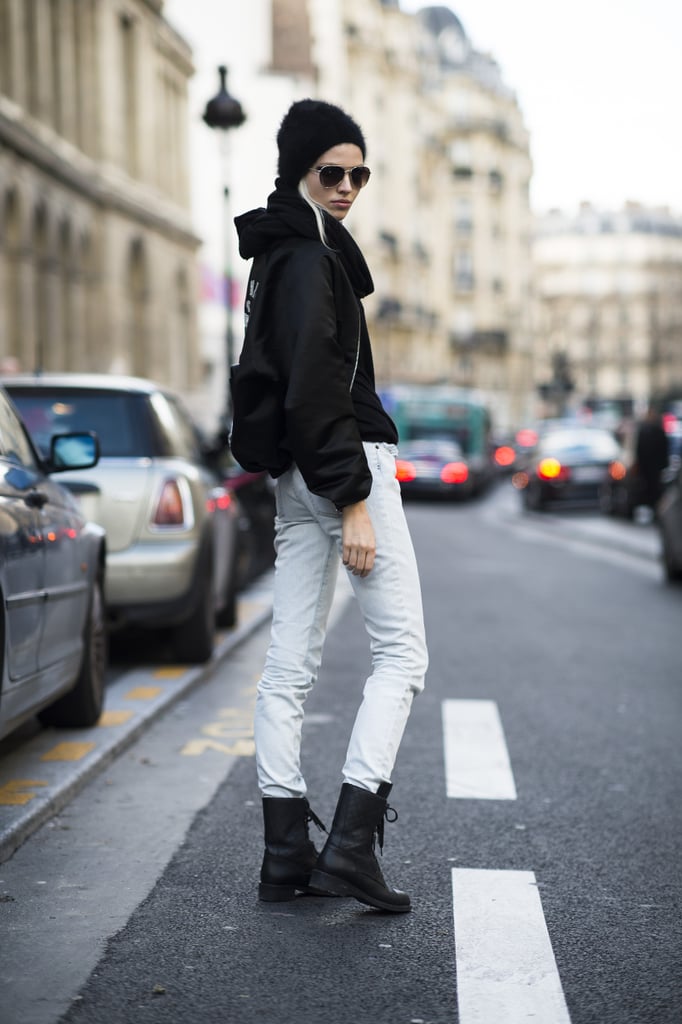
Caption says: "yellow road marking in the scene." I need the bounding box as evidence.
[201,720,253,739]
[153,667,186,679]
[0,780,48,806]
[98,709,134,726]
[124,686,162,700]
[41,742,96,762]
[180,738,256,757]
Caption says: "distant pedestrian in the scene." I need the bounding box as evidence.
[230,99,428,912]
[635,406,669,511]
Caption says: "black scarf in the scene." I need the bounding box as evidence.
[235,185,374,300]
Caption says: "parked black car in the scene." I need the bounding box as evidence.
[0,386,106,740]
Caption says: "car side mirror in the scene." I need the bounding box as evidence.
[49,432,100,472]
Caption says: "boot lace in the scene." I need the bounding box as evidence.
[304,801,328,835]
[376,803,398,854]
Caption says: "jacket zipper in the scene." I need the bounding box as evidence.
[349,309,361,392]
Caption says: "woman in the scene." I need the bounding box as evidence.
[231,99,428,913]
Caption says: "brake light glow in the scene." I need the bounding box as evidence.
[152,479,188,526]
[609,460,627,480]
[395,459,417,482]
[441,461,469,484]
[516,428,538,448]
[537,457,566,480]
[207,491,234,513]
[494,445,516,467]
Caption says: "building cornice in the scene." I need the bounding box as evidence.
[0,110,200,249]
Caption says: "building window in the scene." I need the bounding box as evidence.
[455,197,472,235]
[451,140,472,178]
[489,169,503,193]
[454,250,474,292]
[120,15,138,175]
[24,0,39,115]
[1,0,13,97]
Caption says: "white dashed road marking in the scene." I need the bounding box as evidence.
[442,699,517,800]
[452,868,572,1023]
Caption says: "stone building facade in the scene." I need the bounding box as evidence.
[310,1,534,428]
[0,0,200,392]
[533,203,682,414]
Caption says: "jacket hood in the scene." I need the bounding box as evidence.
[235,187,319,261]
[234,185,374,299]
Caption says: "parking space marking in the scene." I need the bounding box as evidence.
[180,706,255,758]
[152,667,187,679]
[124,686,163,701]
[452,868,571,1023]
[98,710,134,727]
[442,699,517,799]
[40,742,96,762]
[0,780,48,806]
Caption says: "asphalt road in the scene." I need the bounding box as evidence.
[1,483,680,1024]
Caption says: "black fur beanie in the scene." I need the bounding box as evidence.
[276,99,366,188]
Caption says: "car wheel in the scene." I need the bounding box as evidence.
[215,566,238,629]
[523,483,544,512]
[173,566,215,664]
[39,577,107,728]
[599,485,615,515]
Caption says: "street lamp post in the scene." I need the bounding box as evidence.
[202,66,246,421]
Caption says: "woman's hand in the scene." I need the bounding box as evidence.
[341,501,376,577]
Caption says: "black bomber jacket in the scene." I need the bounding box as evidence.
[230,208,374,510]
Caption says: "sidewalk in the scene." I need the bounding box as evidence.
[0,574,275,864]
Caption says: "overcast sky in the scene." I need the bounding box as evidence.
[400,0,682,214]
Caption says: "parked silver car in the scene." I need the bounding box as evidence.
[0,386,106,741]
[5,375,241,664]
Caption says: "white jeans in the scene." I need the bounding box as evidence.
[255,442,428,798]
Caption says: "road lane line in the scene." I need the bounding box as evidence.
[452,868,572,1024]
[442,699,517,799]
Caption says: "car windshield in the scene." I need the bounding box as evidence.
[399,439,464,459]
[539,430,620,459]
[8,389,146,458]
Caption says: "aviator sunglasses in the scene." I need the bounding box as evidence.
[309,164,372,189]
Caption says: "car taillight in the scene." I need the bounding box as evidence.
[207,490,233,513]
[441,461,469,484]
[609,460,627,481]
[494,445,516,467]
[537,457,570,481]
[152,479,188,526]
[516,428,538,448]
[396,459,417,482]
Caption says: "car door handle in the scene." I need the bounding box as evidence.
[24,489,49,509]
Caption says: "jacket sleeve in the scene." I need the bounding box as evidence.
[271,247,372,508]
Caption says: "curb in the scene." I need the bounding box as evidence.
[0,576,274,865]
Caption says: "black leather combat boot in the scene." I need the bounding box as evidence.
[259,797,327,901]
[309,782,410,912]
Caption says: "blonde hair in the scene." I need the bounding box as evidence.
[298,178,329,246]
